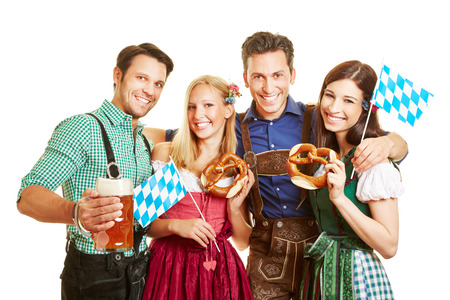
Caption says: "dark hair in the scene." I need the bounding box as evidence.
[114,43,174,89]
[315,60,384,151]
[241,31,294,75]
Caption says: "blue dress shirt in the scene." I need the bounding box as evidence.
[236,95,315,219]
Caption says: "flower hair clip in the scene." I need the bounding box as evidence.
[362,99,379,112]
[225,83,242,104]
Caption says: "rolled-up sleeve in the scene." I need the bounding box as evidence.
[17,115,91,202]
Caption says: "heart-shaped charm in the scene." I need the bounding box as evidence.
[203,261,212,271]
[203,260,217,271]
[209,260,217,271]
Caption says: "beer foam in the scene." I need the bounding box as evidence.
[96,178,133,196]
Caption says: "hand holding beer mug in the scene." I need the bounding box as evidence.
[92,178,134,252]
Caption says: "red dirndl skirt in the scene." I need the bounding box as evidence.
[142,221,253,300]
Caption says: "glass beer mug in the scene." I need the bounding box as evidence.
[93,178,134,252]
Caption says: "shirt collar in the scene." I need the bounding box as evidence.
[241,95,301,122]
[100,100,144,131]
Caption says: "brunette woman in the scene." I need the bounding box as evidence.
[300,61,404,300]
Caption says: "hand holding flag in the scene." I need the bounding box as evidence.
[132,157,221,252]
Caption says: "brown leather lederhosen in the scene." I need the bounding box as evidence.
[240,106,319,300]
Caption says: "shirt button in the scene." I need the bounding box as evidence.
[269,122,273,125]
[271,144,275,148]
[276,221,283,228]
[253,118,258,121]
[125,117,130,121]
[126,135,131,139]
[283,205,287,209]
[276,187,280,191]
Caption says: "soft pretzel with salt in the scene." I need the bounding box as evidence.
[201,153,248,198]
[286,143,339,190]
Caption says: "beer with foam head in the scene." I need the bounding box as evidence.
[94,178,134,252]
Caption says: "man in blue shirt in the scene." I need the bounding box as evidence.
[236,31,408,300]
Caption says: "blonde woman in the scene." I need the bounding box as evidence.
[142,75,254,300]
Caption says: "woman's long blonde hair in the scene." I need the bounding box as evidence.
[171,75,237,170]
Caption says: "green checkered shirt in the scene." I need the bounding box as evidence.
[18,100,153,256]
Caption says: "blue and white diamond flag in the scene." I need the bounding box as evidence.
[133,158,187,228]
[371,65,434,127]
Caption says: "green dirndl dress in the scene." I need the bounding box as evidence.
[299,148,395,300]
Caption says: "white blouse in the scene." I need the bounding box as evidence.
[356,162,404,202]
[314,161,404,202]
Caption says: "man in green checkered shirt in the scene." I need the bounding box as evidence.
[17,43,174,299]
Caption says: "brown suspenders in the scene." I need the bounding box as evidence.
[239,112,268,223]
[239,104,315,223]
[86,113,152,252]
[298,105,315,206]
[301,105,315,148]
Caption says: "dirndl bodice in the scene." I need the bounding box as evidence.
[164,191,227,234]
[142,161,253,300]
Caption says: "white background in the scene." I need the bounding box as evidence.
[2,0,449,298]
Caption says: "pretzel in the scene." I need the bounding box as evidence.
[286,143,339,190]
[201,153,248,198]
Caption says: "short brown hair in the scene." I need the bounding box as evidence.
[114,43,174,89]
[241,31,294,75]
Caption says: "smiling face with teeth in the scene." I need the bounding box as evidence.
[112,54,167,128]
[187,83,233,144]
[243,49,296,120]
[320,79,364,139]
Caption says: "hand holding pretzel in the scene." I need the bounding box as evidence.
[286,143,339,190]
[201,153,249,198]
